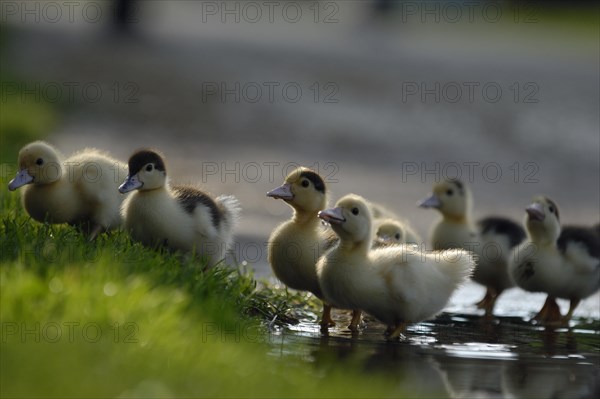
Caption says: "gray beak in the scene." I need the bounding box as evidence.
[418,194,441,209]
[266,183,293,200]
[318,207,346,225]
[525,202,545,221]
[119,175,143,193]
[8,169,34,191]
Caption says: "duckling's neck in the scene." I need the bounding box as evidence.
[338,238,371,255]
[138,185,170,197]
[442,213,470,225]
[292,209,320,225]
[528,229,559,248]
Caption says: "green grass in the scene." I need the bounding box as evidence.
[0,181,403,398]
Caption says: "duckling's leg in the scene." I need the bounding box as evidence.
[560,298,580,327]
[532,296,553,322]
[320,304,336,330]
[475,288,493,309]
[476,287,500,317]
[387,322,408,340]
[533,296,562,325]
[88,224,103,241]
[545,298,562,324]
[348,309,362,332]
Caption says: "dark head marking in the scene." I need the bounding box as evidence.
[128,149,166,176]
[448,179,465,195]
[299,171,325,194]
[544,197,560,221]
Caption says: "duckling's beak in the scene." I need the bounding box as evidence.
[418,194,441,209]
[318,207,346,225]
[8,169,34,191]
[119,175,143,193]
[266,183,293,200]
[525,202,545,221]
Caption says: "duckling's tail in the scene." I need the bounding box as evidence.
[437,248,477,286]
[216,195,241,251]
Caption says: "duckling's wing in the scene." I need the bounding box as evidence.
[172,185,222,229]
[477,217,526,248]
[558,226,600,274]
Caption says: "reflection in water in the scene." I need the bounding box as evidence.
[267,312,599,398]
[436,357,506,399]
[502,359,599,399]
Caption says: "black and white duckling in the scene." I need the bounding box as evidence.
[419,180,525,316]
[8,141,127,239]
[375,218,422,246]
[509,196,600,326]
[266,167,342,328]
[317,194,475,339]
[119,149,240,261]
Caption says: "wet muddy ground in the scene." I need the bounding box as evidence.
[267,300,599,398]
[270,317,598,398]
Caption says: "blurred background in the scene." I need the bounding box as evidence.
[2,2,599,398]
[1,0,598,305]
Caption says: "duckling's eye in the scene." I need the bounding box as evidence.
[36,158,44,166]
[395,233,401,240]
[301,179,310,188]
[446,189,453,196]
[146,164,153,172]
[548,206,554,214]
[351,207,359,215]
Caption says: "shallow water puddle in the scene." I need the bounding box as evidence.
[266,310,599,398]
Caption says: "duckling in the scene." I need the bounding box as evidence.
[266,167,341,328]
[509,196,600,325]
[317,194,475,339]
[7,141,127,239]
[119,149,240,261]
[375,218,422,246]
[419,180,525,316]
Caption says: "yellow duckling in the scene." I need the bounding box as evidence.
[266,167,341,328]
[419,180,525,316]
[8,141,127,239]
[119,149,240,261]
[375,218,422,245]
[509,196,599,326]
[317,194,475,339]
